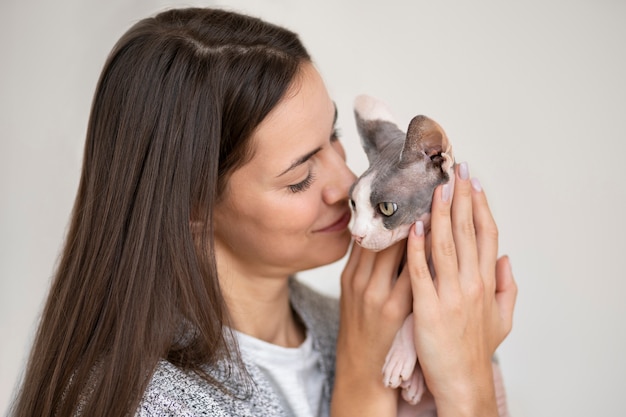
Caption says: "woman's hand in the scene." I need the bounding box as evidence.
[332,238,413,416]
[404,162,517,417]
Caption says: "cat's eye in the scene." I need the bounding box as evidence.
[378,202,398,217]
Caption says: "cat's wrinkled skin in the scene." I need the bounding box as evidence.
[348,95,509,417]
[348,95,454,252]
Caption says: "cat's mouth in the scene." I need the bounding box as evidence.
[314,210,351,233]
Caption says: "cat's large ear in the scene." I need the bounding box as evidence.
[353,95,406,164]
[400,115,454,172]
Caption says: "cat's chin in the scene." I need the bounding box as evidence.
[354,223,412,252]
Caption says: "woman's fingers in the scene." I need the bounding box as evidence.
[471,180,500,294]
[344,238,404,295]
[388,265,413,322]
[336,240,409,416]
[429,180,459,294]
[341,241,361,280]
[341,237,413,326]
[341,242,374,295]
[368,240,406,296]
[434,163,499,295]
[451,163,480,285]
[401,162,517,414]
[406,221,437,307]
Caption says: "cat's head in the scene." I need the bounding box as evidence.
[348,95,455,251]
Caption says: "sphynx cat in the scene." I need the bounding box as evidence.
[348,95,509,417]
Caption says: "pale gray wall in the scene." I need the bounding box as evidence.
[2,0,625,416]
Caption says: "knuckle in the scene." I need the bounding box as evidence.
[458,218,476,238]
[362,285,384,306]
[342,273,365,295]
[444,295,464,316]
[381,301,405,322]
[437,240,457,258]
[467,278,485,300]
[413,263,432,280]
[353,278,367,294]
[434,196,451,216]
[480,222,499,241]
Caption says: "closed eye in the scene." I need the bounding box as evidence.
[288,171,316,193]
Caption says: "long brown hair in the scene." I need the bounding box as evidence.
[10,8,310,417]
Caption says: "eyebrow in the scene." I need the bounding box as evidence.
[276,103,338,178]
[277,147,322,177]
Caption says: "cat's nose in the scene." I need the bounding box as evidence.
[352,234,364,244]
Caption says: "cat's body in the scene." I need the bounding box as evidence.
[348,95,508,417]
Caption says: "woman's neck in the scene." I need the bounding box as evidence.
[220,273,305,348]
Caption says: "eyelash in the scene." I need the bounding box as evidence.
[287,127,339,194]
[289,171,316,193]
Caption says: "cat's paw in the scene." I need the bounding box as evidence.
[382,345,416,388]
[400,366,426,405]
[398,391,437,417]
[382,315,417,388]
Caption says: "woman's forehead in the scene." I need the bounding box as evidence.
[247,63,335,171]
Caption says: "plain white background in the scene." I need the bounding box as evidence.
[1,0,625,415]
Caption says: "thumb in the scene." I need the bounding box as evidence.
[495,255,517,337]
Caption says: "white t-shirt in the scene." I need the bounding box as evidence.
[234,330,325,417]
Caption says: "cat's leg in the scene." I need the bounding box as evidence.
[383,313,417,388]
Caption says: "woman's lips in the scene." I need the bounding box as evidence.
[315,210,352,233]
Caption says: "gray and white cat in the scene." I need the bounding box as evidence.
[348,95,508,417]
[349,94,454,251]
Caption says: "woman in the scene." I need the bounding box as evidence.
[10,7,516,417]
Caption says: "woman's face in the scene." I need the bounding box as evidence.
[213,62,356,278]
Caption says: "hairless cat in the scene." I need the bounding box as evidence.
[348,95,508,417]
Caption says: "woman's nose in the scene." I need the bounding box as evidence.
[323,156,356,205]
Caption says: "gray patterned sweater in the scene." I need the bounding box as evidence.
[135,278,339,417]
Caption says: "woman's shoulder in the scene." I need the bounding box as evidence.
[138,358,288,417]
[138,360,269,417]
[136,361,226,417]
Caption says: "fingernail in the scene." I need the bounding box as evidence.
[459,162,469,180]
[441,183,451,202]
[414,220,424,236]
[471,177,482,192]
